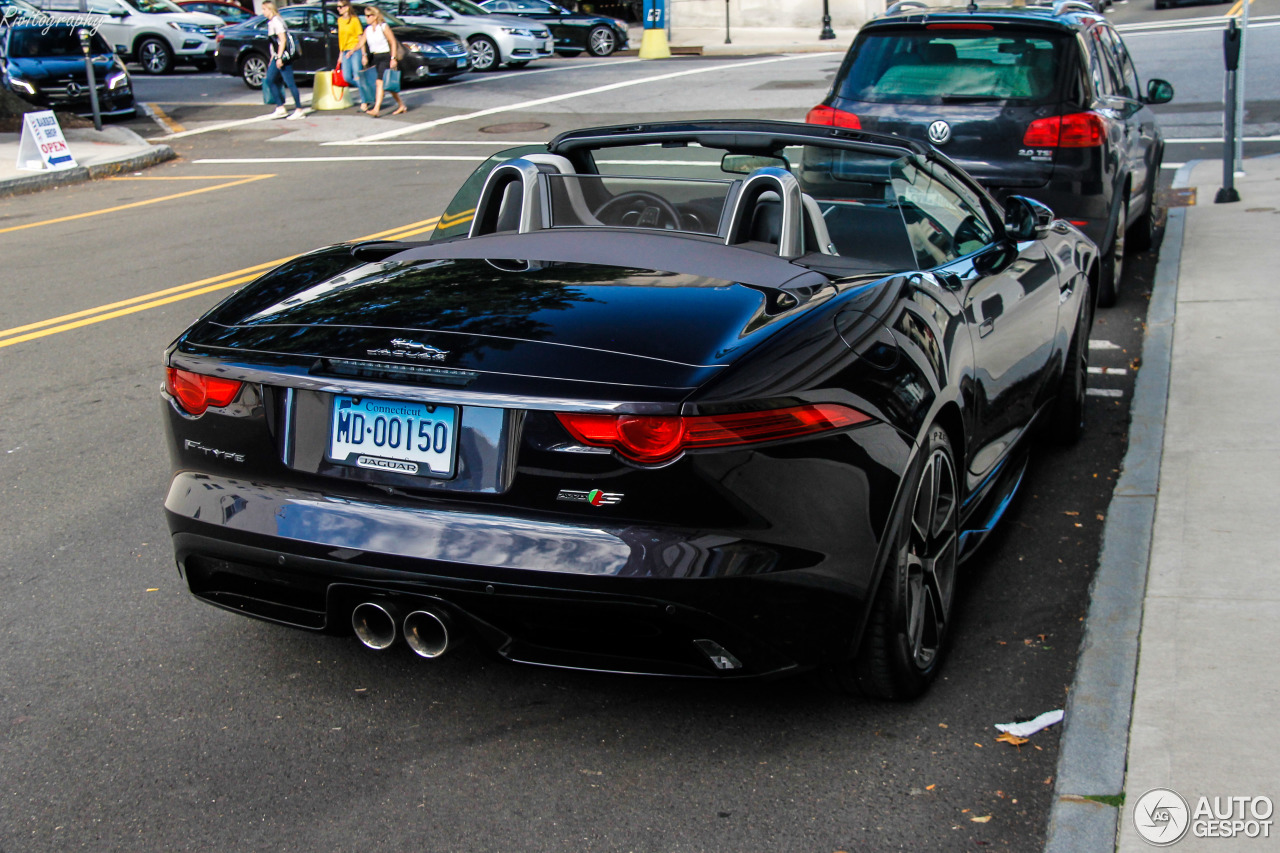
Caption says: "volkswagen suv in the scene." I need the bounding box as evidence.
[808,0,1173,305]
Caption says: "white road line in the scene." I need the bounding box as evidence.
[1121,20,1280,36]
[1161,162,1187,169]
[1089,340,1121,350]
[1087,388,1125,398]
[153,104,313,141]
[332,54,824,146]
[193,156,491,163]
[1116,13,1280,32]
[1088,367,1129,375]
[1166,136,1280,144]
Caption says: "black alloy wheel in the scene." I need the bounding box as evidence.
[837,425,959,700]
[240,52,267,89]
[1049,284,1092,445]
[468,35,499,71]
[1098,193,1127,308]
[587,24,616,56]
[137,37,174,74]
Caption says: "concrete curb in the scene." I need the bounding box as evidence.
[0,128,176,199]
[1042,162,1196,853]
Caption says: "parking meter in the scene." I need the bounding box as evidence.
[1224,18,1241,71]
[1216,18,1241,202]
[77,28,103,131]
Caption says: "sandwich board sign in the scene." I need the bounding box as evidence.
[16,110,77,172]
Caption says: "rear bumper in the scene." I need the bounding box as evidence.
[165,471,886,679]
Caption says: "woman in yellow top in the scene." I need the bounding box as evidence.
[336,0,374,112]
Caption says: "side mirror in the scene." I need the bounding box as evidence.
[110,8,129,17]
[1145,78,1174,105]
[1004,195,1054,241]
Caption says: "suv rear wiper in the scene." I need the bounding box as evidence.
[940,95,1008,104]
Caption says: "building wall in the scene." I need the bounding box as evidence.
[667,0,887,29]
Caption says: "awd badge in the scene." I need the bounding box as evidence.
[557,488,623,507]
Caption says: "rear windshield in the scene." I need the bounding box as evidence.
[838,29,1067,105]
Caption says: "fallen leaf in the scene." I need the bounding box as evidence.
[974,742,983,748]
[1074,522,1083,528]
[938,723,949,729]
[996,732,1029,746]
[1096,513,1105,521]
[996,790,1006,798]
[971,815,992,823]
[1038,634,1047,642]
[1044,777,1054,785]
[962,809,970,813]
[1064,511,1080,516]
[145,588,159,592]
[926,784,936,791]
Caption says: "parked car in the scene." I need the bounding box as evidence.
[1,22,136,116]
[480,0,626,56]
[807,0,1172,306]
[177,0,251,26]
[162,119,1097,700]
[214,5,468,89]
[32,0,223,74]
[366,0,553,71]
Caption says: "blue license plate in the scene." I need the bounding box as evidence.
[328,395,457,477]
[457,57,467,68]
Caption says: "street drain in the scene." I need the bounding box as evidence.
[480,121,550,134]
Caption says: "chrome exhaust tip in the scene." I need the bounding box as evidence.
[403,608,451,659]
[351,601,400,651]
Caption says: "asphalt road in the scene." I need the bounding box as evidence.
[0,3,1269,850]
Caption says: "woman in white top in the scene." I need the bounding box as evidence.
[262,1,305,119]
[357,5,406,117]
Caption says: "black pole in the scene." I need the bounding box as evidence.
[820,0,835,40]
[1216,18,1241,204]
[724,0,731,44]
[321,0,333,67]
[78,29,102,132]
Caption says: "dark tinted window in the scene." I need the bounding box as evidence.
[9,26,112,56]
[838,30,1067,104]
[1099,27,1140,99]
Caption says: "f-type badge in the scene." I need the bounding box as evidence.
[367,338,450,362]
[557,489,623,507]
[927,120,952,146]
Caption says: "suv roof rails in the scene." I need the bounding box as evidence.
[1051,0,1098,15]
[884,0,931,15]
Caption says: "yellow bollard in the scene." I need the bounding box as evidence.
[638,27,671,60]
[312,70,353,110]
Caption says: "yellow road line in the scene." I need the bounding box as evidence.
[0,174,275,236]
[0,216,441,349]
[106,175,270,181]
[1226,0,1255,16]
[146,103,185,135]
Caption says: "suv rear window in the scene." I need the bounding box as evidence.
[838,30,1068,105]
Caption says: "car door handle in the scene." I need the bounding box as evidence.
[979,317,995,338]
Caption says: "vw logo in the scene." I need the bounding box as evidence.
[65,81,81,97]
[927,120,952,146]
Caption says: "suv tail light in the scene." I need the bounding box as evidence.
[165,367,242,415]
[806,104,862,129]
[556,404,873,465]
[1022,112,1107,148]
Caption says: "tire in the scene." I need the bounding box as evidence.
[587,25,617,56]
[136,37,174,75]
[468,36,499,72]
[1049,283,1092,446]
[1128,158,1162,253]
[240,52,268,89]
[836,424,959,700]
[1097,193,1127,308]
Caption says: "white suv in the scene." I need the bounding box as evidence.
[37,0,222,74]
[370,0,554,72]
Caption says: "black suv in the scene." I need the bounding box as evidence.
[808,0,1173,305]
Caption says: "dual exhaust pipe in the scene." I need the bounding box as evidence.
[351,600,452,659]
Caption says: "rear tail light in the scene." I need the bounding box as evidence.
[805,104,862,129]
[1022,112,1106,148]
[165,367,243,415]
[556,404,873,465]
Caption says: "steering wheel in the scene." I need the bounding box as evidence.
[594,191,682,230]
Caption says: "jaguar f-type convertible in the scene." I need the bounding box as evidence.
[162,120,1097,699]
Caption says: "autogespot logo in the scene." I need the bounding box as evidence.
[1134,788,1190,846]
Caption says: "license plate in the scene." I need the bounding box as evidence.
[456,56,467,68]
[328,395,457,477]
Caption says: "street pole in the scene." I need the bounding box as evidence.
[1216,18,1241,203]
[820,0,835,40]
[321,0,333,68]
[1234,0,1248,170]
[78,28,102,132]
[724,0,731,45]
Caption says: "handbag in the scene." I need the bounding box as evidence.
[332,59,348,88]
[383,68,401,93]
[279,31,299,64]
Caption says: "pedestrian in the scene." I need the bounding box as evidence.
[336,0,374,111]
[262,1,305,120]
[358,5,406,118]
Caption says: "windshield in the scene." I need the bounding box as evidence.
[838,30,1066,104]
[126,0,186,12]
[438,0,488,15]
[9,26,113,56]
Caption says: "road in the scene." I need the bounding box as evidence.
[0,2,1270,850]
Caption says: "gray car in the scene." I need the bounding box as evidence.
[366,0,553,71]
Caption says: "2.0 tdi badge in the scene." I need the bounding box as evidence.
[557,489,623,507]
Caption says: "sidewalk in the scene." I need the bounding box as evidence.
[1047,156,1280,851]
[623,23,853,55]
[0,124,174,198]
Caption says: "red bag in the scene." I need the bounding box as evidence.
[332,61,348,88]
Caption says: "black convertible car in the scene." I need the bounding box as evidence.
[162,120,1096,699]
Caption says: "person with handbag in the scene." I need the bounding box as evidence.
[262,1,306,120]
[336,0,374,112]
[357,5,406,118]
